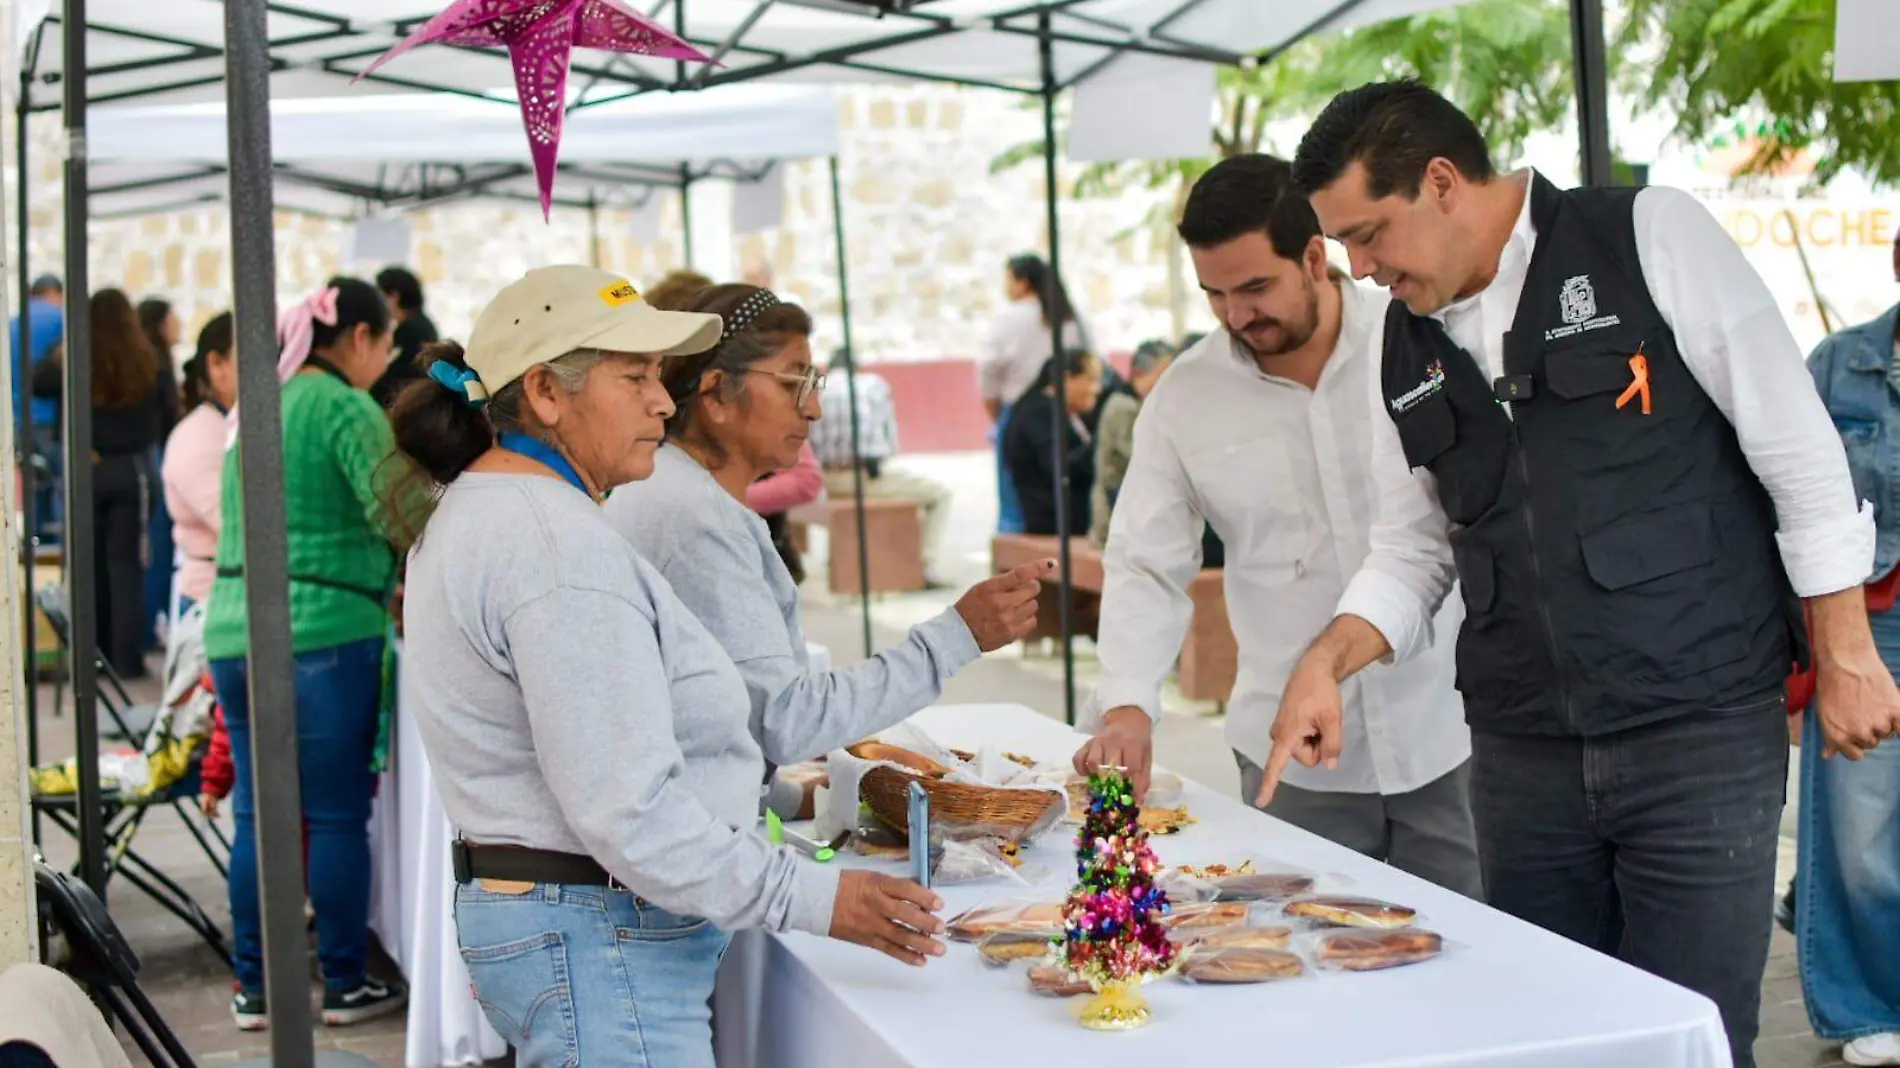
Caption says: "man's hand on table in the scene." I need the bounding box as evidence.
[1809,588,1900,758]
[955,558,1056,651]
[1072,706,1154,800]
[830,871,946,967]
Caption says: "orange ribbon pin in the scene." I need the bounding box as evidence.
[1615,345,1651,415]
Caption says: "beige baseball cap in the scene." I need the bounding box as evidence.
[464,265,723,397]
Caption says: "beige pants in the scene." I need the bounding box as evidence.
[822,465,953,575]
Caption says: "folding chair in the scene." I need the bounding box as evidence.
[34,862,197,1068]
[32,586,233,966]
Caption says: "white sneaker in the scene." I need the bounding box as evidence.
[1845,1033,1900,1066]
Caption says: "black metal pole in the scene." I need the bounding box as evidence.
[224,0,315,1059]
[15,51,40,846]
[1570,0,1612,186]
[60,0,106,899]
[828,156,873,659]
[679,166,695,268]
[1038,13,1076,726]
[588,192,602,267]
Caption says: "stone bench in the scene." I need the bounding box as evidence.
[990,533,1236,706]
[788,497,925,595]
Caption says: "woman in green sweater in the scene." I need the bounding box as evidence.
[203,277,405,1030]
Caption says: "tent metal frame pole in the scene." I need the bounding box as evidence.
[224,0,315,1059]
[679,165,695,268]
[61,0,107,899]
[15,51,41,847]
[828,155,872,659]
[1037,13,1076,727]
[1570,0,1612,186]
[587,191,602,267]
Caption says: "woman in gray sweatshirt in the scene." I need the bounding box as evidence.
[387,267,945,1068]
[603,284,1053,820]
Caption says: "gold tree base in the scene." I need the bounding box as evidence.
[1077,980,1151,1032]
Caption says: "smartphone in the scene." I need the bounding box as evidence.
[908,781,931,889]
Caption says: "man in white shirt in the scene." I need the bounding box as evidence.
[1072,154,1481,899]
[1274,81,1900,1068]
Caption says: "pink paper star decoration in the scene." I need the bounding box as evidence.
[359,0,710,219]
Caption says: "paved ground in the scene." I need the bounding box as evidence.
[18,450,1848,1067]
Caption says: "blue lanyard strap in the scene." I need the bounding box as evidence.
[498,431,590,497]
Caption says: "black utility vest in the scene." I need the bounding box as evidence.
[1381,175,1798,737]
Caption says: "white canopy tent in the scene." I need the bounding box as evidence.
[17,0,1464,110]
[82,82,840,217]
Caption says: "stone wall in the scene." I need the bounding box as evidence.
[13,85,1201,373]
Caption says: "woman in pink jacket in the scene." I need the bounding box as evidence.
[161,313,236,616]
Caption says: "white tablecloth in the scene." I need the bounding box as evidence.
[367,685,507,1068]
[711,703,1733,1068]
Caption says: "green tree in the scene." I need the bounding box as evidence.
[1617,0,1900,188]
[992,0,1574,337]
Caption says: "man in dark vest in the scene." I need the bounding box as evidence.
[1263,80,1900,1067]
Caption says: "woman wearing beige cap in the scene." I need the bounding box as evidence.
[382,265,945,1068]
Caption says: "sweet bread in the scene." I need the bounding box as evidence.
[1180,926,1292,951]
[948,902,1065,942]
[847,742,951,777]
[1282,895,1417,929]
[1210,873,1315,903]
[1028,962,1092,997]
[1159,901,1250,930]
[1184,948,1305,984]
[978,933,1055,965]
[1313,929,1443,971]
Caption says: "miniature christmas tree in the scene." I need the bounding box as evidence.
[1057,767,1176,1030]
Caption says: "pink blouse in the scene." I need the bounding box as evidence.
[746,441,823,515]
[161,403,228,605]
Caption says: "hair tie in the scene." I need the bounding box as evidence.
[225,285,343,449]
[428,361,490,408]
[722,288,781,338]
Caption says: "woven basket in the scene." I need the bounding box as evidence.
[848,743,1062,843]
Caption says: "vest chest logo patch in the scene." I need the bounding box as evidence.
[1545,274,1622,341]
[1391,359,1447,414]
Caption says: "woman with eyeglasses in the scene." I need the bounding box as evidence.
[603,283,1051,822]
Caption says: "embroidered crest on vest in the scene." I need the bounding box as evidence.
[1390,358,1447,413]
[1545,274,1622,342]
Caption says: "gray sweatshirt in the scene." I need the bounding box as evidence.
[402,471,837,937]
[603,445,980,810]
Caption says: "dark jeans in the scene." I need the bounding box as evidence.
[211,636,385,994]
[92,452,150,678]
[1471,697,1788,1068]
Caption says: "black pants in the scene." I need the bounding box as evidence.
[92,452,150,678]
[1470,696,1787,1068]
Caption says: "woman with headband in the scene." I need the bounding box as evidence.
[201,277,406,1030]
[386,267,946,1068]
[604,283,1052,824]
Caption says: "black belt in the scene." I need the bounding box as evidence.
[451,841,619,888]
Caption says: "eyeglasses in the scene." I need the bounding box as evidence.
[744,366,826,408]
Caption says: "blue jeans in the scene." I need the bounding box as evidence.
[1797,614,1900,1041]
[1470,696,1788,1068]
[454,883,731,1068]
[210,636,385,994]
[992,403,1023,534]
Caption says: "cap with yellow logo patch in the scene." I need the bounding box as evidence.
[463,264,723,397]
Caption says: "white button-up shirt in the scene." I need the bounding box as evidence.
[1085,279,1470,795]
[979,299,1094,408]
[1337,171,1876,667]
